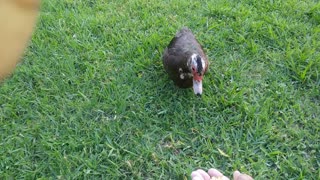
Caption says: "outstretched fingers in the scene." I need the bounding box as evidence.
[191,168,229,180]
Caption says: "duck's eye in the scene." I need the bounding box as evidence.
[192,67,195,71]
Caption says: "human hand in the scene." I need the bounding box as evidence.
[191,168,253,180]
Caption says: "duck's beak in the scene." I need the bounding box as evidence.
[193,79,203,96]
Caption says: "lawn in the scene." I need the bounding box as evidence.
[1,0,319,179]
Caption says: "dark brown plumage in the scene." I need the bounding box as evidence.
[162,27,209,95]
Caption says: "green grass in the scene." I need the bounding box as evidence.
[1,0,319,179]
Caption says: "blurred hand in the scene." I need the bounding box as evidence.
[0,0,40,80]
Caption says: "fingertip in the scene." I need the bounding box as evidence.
[233,170,253,180]
[233,170,241,178]
[191,171,202,178]
[193,177,204,180]
[208,168,224,177]
[196,169,210,180]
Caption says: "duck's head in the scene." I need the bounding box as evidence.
[189,54,206,96]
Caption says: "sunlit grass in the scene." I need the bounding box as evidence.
[0,0,319,179]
